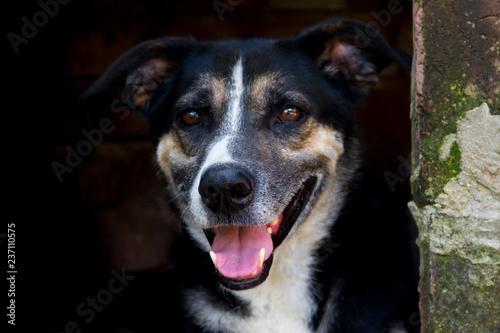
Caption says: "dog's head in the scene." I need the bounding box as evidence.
[81,18,410,290]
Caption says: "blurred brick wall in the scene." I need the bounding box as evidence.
[48,0,412,271]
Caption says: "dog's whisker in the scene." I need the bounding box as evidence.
[178,206,197,237]
[164,192,184,206]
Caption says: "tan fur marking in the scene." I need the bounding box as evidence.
[175,74,228,112]
[249,73,284,110]
[209,76,228,111]
[202,74,228,111]
[156,132,196,206]
[253,73,283,95]
[301,124,344,160]
[157,132,190,169]
[284,121,344,169]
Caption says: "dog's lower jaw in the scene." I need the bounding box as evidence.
[183,225,326,333]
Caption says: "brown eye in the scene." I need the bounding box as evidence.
[278,107,303,123]
[181,110,201,126]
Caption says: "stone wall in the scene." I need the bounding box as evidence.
[410,0,500,331]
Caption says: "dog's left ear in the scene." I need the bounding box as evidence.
[79,37,196,111]
[294,18,411,104]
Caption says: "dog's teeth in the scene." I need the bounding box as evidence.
[270,217,279,226]
[252,268,258,276]
[268,227,273,235]
[258,248,265,268]
[209,251,217,267]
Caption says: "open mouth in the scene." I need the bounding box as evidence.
[203,176,317,290]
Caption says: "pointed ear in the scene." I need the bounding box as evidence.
[79,37,196,111]
[295,18,411,104]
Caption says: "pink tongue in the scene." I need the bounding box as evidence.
[211,225,273,279]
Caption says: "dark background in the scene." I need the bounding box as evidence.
[6,0,414,332]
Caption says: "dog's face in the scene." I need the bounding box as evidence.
[152,46,352,289]
[81,19,410,290]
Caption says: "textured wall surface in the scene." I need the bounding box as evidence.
[411,0,500,331]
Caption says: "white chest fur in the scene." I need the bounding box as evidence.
[235,242,318,333]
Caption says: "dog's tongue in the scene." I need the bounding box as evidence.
[211,225,273,279]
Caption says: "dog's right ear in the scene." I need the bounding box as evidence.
[293,18,411,104]
[79,37,196,112]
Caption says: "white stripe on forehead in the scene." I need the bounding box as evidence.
[223,57,245,134]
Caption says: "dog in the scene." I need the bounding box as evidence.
[80,18,419,333]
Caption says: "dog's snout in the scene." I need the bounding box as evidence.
[198,166,254,213]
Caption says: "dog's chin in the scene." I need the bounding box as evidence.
[203,176,317,291]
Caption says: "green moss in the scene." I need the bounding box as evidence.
[413,69,481,204]
[444,142,461,175]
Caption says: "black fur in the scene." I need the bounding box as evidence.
[309,173,419,332]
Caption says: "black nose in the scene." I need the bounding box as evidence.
[198,166,254,213]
